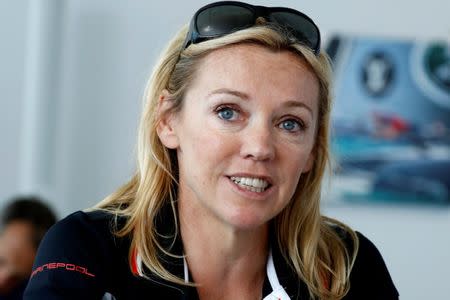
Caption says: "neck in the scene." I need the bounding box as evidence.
[178,197,269,299]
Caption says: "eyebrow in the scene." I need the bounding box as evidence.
[208,88,313,114]
[284,100,313,115]
[207,88,250,100]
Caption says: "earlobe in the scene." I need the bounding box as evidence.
[156,90,179,149]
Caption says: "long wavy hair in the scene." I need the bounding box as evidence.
[94,23,359,300]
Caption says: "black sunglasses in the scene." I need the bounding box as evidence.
[183,1,321,55]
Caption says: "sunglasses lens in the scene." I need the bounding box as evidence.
[196,6,254,36]
[270,12,319,50]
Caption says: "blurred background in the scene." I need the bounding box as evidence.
[0,0,449,298]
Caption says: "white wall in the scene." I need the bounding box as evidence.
[0,0,28,203]
[1,0,449,299]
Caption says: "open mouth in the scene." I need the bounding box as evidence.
[229,176,271,193]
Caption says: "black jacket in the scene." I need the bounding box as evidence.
[24,209,398,299]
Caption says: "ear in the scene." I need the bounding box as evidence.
[156,90,179,149]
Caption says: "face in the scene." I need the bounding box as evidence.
[158,44,319,230]
[0,221,36,295]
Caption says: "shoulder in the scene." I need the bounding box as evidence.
[34,209,125,262]
[352,231,392,276]
[271,226,399,299]
[353,231,387,265]
[35,209,128,262]
[54,209,121,230]
[345,231,399,299]
[40,210,123,249]
[24,210,130,299]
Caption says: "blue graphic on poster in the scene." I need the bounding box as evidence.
[326,35,449,204]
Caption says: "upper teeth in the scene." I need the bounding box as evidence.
[230,176,269,189]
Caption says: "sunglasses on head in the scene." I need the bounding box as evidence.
[183,1,321,55]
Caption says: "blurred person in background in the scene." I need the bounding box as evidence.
[0,196,57,300]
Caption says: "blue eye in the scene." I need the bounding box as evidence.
[217,107,237,120]
[279,119,301,132]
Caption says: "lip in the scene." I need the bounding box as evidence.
[225,173,275,199]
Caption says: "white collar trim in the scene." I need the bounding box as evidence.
[263,249,290,300]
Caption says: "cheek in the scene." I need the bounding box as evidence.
[281,146,314,188]
[178,122,236,173]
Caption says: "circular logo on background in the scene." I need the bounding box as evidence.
[362,52,394,97]
[424,43,450,92]
[410,41,449,110]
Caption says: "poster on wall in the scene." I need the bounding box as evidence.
[325,34,450,205]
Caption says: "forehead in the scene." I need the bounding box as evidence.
[189,43,319,106]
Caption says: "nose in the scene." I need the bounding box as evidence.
[240,120,275,161]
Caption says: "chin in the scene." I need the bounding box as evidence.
[223,211,272,231]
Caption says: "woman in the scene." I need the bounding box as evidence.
[24,1,398,299]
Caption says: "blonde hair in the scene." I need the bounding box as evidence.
[95,24,359,300]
